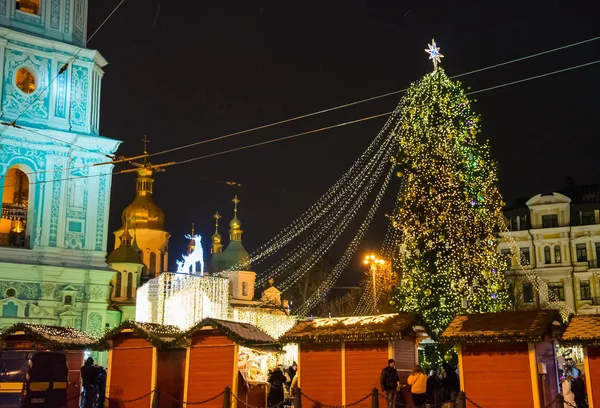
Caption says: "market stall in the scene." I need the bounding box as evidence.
[102,321,184,408]
[440,310,562,408]
[559,314,600,408]
[0,323,97,408]
[181,318,286,408]
[280,313,419,408]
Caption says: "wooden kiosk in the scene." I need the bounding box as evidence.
[440,310,562,408]
[0,323,97,408]
[181,318,277,408]
[103,321,184,408]
[560,314,600,408]
[280,313,419,408]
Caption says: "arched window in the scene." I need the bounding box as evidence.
[1,167,30,247]
[544,246,551,264]
[554,245,561,263]
[115,272,122,297]
[127,272,133,298]
[149,252,157,275]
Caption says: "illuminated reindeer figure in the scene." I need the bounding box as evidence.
[176,234,205,276]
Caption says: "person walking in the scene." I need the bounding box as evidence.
[268,366,287,407]
[380,359,400,408]
[407,365,427,407]
[80,357,98,408]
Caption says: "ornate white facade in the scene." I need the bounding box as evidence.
[499,182,600,314]
[0,0,120,337]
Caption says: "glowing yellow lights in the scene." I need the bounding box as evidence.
[390,67,510,337]
[314,313,395,327]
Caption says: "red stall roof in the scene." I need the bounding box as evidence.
[440,310,562,344]
[561,315,600,346]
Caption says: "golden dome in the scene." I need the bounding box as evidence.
[212,231,222,244]
[229,217,241,230]
[122,196,165,230]
[121,166,165,230]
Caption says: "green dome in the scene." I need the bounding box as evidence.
[216,241,251,271]
[107,245,144,265]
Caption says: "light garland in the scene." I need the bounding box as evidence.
[231,307,297,340]
[259,135,395,288]
[389,64,511,338]
[280,138,395,292]
[314,314,396,327]
[220,108,404,279]
[296,164,395,316]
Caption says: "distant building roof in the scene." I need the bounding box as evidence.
[561,315,600,346]
[440,310,561,344]
[280,313,417,344]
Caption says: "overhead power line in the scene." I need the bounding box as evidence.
[112,35,600,164]
[4,57,599,190]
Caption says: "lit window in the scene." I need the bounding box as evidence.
[554,246,561,263]
[15,0,40,15]
[15,67,35,94]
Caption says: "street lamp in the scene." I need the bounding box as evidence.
[364,254,385,314]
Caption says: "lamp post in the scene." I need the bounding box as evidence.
[363,254,385,314]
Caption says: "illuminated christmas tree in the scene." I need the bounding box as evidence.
[390,41,511,338]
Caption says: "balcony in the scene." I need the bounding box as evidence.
[0,232,30,248]
[2,203,27,220]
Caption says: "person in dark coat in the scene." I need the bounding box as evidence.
[80,357,98,408]
[97,367,107,408]
[380,359,400,408]
[268,366,287,407]
[426,370,441,406]
[440,363,459,402]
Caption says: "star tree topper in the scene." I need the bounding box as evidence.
[425,39,444,69]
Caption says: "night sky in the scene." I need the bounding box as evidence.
[87,0,600,281]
